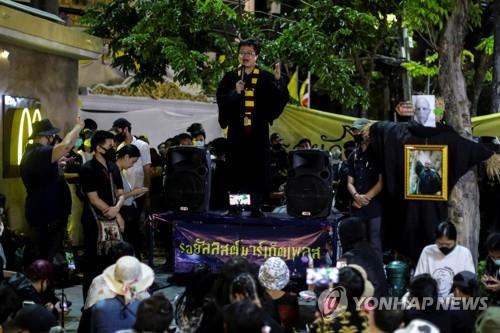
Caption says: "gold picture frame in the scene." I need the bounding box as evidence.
[404,144,448,201]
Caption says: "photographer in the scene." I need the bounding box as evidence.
[20,118,84,262]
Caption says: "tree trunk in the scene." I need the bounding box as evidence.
[470,52,491,116]
[439,0,480,262]
[492,0,500,113]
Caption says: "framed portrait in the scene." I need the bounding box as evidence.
[404,144,448,201]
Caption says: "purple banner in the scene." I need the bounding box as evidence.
[174,220,331,275]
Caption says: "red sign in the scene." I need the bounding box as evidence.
[395,101,414,117]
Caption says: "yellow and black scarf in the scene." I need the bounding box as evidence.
[237,66,260,133]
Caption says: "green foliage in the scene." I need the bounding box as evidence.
[403,0,452,32]
[82,0,247,93]
[267,0,400,109]
[82,0,398,109]
[401,61,439,77]
[476,35,494,56]
[401,51,439,78]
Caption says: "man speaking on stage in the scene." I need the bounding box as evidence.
[216,39,289,216]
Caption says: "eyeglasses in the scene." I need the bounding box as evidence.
[239,51,256,57]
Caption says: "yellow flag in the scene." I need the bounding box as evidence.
[287,70,299,101]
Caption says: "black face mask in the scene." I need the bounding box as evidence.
[353,134,363,144]
[100,146,116,162]
[114,132,126,143]
[439,246,455,255]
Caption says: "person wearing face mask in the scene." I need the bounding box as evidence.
[115,145,148,259]
[112,118,151,213]
[346,118,383,260]
[187,123,206,147]
[79,130,125,301]
[20,117,84,262]
[482,233,500,305]
[414,222,475,298]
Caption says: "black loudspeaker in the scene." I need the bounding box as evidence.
[164,146,211,213]
[286,149,333,218]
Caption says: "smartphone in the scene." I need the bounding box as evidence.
[229,193,251,206]
[306,267,339,285]
[336,259,347,269]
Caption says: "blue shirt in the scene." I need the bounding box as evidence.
[91,296,140,333]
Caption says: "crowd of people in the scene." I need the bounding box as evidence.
[0,38,500,332]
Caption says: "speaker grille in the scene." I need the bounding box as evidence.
[286,174,331,217]
[165,170,206,212]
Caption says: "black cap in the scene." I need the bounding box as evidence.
[270,133,283,142]
[338,217,366,247]
[11,304,57,332]
[29,119,60,139]
[187,123,206,138]
[453,271,477,288]
[112,118,131,130]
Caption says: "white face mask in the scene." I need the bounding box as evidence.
[193,140,204,147]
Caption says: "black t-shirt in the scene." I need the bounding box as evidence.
[20,143,71,225]
[80,157,123,215]
[347,147,382,218]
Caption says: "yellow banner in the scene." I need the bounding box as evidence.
[271,105,500,149]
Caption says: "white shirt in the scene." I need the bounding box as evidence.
[414,244,475,298]
[119,137,151,189]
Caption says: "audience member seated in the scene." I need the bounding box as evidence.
[78,242,139,333]
[367,308,404,333]
[447,271,479,332]
[394,319,439,333]
[404,274,454,333]
[474,306,500,333]
[117,293,174,333]
[174,264,216,333]
[90,256,154,333]
[310,265,373,333]
[86,255,153,310]
[338,217,389,297]
[197,257,255,333]
[482,233,500,306]
[258,257,299,332]
[0,284,21,325]
[1,304,58,333]
[228,273,282,332]
[414,222,475,298]
[7,260,60,314]
[223,299,278,333]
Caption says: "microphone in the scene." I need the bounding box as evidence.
[240,64,245,81]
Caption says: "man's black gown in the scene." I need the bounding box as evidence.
[369,121,493,261]
[216,68,289,206]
